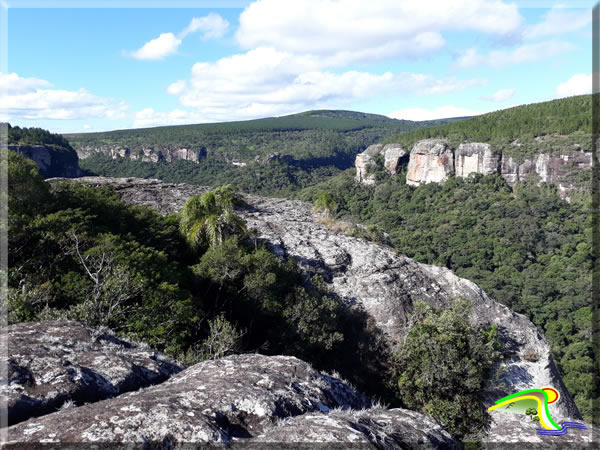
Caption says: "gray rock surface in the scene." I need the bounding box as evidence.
[76,144,207,164]
[2,320,183,426]
[7,354,453,447]
[355,144,407,184]
[406,139,453,186]
[455,142,501,177]
[9,145,82,178]
[45,177,586,442]
[250,408,457,448]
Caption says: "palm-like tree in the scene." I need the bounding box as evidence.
[179,185,247,252]
[313,192,336,219]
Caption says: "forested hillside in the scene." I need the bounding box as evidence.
[67,110,450,161]
[298,168,595,422]
[385,95,592,160]
[72,110,457,195]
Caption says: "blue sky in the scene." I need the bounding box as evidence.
[1,0,595,133]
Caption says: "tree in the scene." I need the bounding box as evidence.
[179,185,247,252]
[392,300,501,439]
[313,192,336,219]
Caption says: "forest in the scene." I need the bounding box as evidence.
[297,167,595,423]
[385,95,592,160]
[67,110,456,164]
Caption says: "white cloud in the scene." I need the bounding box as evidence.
[481,88,515,102]
[129,33,182,60]
[454,40,575,69]
[236,0,521,63]
[179,13,229,40]
[0,72,128,121]
[161,47,486,124]
[128,14,229,61]
[524,5,591,40]
[387,105,483,121]
[134,108,196,128]
[554,74,592,98]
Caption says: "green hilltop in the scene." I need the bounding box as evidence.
[385,95,593,160]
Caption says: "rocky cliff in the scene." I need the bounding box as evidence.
[9,145,82,178]
[356,139,592,197]
[405,139,454,186]
[355,143,407,184]
[5,322,457,447]
[76,144,208,164]
[48,178,585,432]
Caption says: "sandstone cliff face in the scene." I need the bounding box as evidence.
[455,143,501,178]
[6,353,457,447]
[2,320,182,426]
[54,177,582,429]
[501,151,592,191]
[9,145,82,178]
[355,144,407,185]
[77,145,207,164]
[405,139,453,186]
[358,139,592,197]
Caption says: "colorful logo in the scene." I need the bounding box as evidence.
[488,387,587,436]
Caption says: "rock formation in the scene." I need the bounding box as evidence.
[6,353,457,447]
[455,142,501,177]
[9,145,82,178]
[356,139,592,198]
[50,177,582,428]
[355,143,407,184]
[2,320,182,426]
[405,139,454,186]
[500,151,592,194]
[76,145,207,164]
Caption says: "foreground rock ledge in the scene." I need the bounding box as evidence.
[1,320,183,426]
[6,354,457,448]
[56,177,581,420]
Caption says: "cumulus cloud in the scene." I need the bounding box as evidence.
[387,105,483,121]
[235,0,521,63]
[481,88,515,102]
[554,74,592,98]
[0,72,128,121]
[160,47,486,124]
[524,5,591,40]
[454,40,575,69]
[128,14,229,61]
[129,33,182,60]
[179,13,229,40]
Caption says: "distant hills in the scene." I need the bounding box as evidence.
[65,109,458,164]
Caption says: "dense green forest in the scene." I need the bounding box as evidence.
[386,95,593,160]
[66,110,454,161]
[298,168,595,423]
[7,123,74,150]
[8,150,502,440]
[80,154,349,197]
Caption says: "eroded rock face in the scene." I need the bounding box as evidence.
[7,354,398,446]
[250,409,457,448]
[406,139,453,186]
[455,142,501,178]
[45,178,584,437]
[355,144,407,184]
[501,152,592,192]
[9,145,82,178]
[2,320,183,426]
[76,145,207,164]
